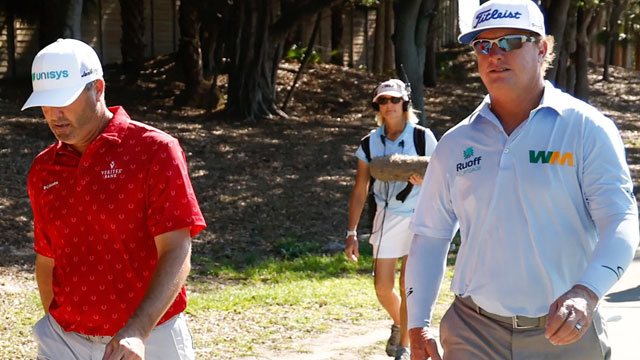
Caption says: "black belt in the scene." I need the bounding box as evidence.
[456,296,547,329]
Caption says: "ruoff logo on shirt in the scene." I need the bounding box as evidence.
[529,150,574,167]
[101,161,123,179]
[456,147,482,175]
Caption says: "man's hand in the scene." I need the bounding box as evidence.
[409,327,441,360]
[545,284,599,346]
[102,327,145,360]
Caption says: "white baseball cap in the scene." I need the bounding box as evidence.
[372,79,409,103]
[458,0,546,45]
[22,38,103,111]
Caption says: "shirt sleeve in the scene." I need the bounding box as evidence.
[406,234,451,329]
[410,143,459,239]
[577,115,639,298]
[355,144,368,163]
[146,138,206,238]
[27,166,54,258]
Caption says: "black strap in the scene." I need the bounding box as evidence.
[361,133,372,163]
[396,126,427,202]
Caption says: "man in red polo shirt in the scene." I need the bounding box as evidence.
[23,38,206,360]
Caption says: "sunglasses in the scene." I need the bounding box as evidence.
[471,35,538,55]
[376,97,402,105]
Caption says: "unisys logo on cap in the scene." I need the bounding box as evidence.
[32,70,69,82]
[473,8,523,28]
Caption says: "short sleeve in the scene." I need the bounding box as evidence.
[28,167,54,258]
[355,144,368,163]
[146,139,206,238]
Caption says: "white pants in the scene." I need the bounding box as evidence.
[33,313,195,360]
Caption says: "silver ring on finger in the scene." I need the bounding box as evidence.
[574,323,583,332]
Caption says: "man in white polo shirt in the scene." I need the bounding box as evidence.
[406,1,639,359]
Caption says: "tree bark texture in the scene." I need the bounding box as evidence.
[63,0,82,39]
[423,0,440,88]
[176,0,210,107]
[330,1,345,65]
[557,0,577,93]
[384,0,395,72]
[603,0,627,81]
[39,0,66,48]
[542,0,571,83]
[574,2,598,101]
[373,0,386,73]
[225,0,340,121]
[393,0,437,126]
[119,0,145,76]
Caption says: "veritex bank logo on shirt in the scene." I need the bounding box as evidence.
[32,70,69,81]
[456,147,482,176]
[529,150,575,167]
[101,161,123,179]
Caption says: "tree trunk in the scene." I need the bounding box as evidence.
[383,0,394,72]
[543,0,571,83]
[175,0,212,107]
[558,1,577,93]
[603,0,627,81]
[635,40,640,70]
[119,0,145,76]
[373,0,385,73]
[330,1,344,66]
[226,0,339,121]
[39,0,66,47]
[574,3,597,101]
[63,0,82,39]
[423,0,440,88]
[5,4,16,78]
[393,0,436,126]
[226,1,281,121]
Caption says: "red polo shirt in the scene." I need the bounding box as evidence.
[27,106,206,336]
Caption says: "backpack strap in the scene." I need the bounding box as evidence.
[396,126,427,202]
[360,133,372,163]
[413,126,427,156]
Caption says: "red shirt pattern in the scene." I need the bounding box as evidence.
[27,107,206,336]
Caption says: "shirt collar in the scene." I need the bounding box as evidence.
[379,121,413,143]
[52,106,131,158]
[472,81,564,126]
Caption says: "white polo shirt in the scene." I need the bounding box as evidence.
[410,82,639,317]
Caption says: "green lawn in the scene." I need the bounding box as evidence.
[0,251,454,360]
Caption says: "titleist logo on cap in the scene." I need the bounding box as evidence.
[474,8,522,28]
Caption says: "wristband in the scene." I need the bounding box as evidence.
[346,230,357,238]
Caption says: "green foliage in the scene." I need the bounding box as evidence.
[347,0,379,8]
[285,44,321,64]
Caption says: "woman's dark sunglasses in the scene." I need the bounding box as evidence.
[376,97,402,105]
[471,35,537,55]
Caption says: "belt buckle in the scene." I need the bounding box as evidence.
[512,316,535,329]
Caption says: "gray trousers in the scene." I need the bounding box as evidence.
[33,313,195,360]
[440,297,611,360]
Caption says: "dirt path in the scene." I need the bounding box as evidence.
[241,320,393,360]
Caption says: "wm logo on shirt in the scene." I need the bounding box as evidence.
[529,150,575,167]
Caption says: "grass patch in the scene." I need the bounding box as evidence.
[0,286,41,359]
[0,251,454,360]
[186,250,454,359]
